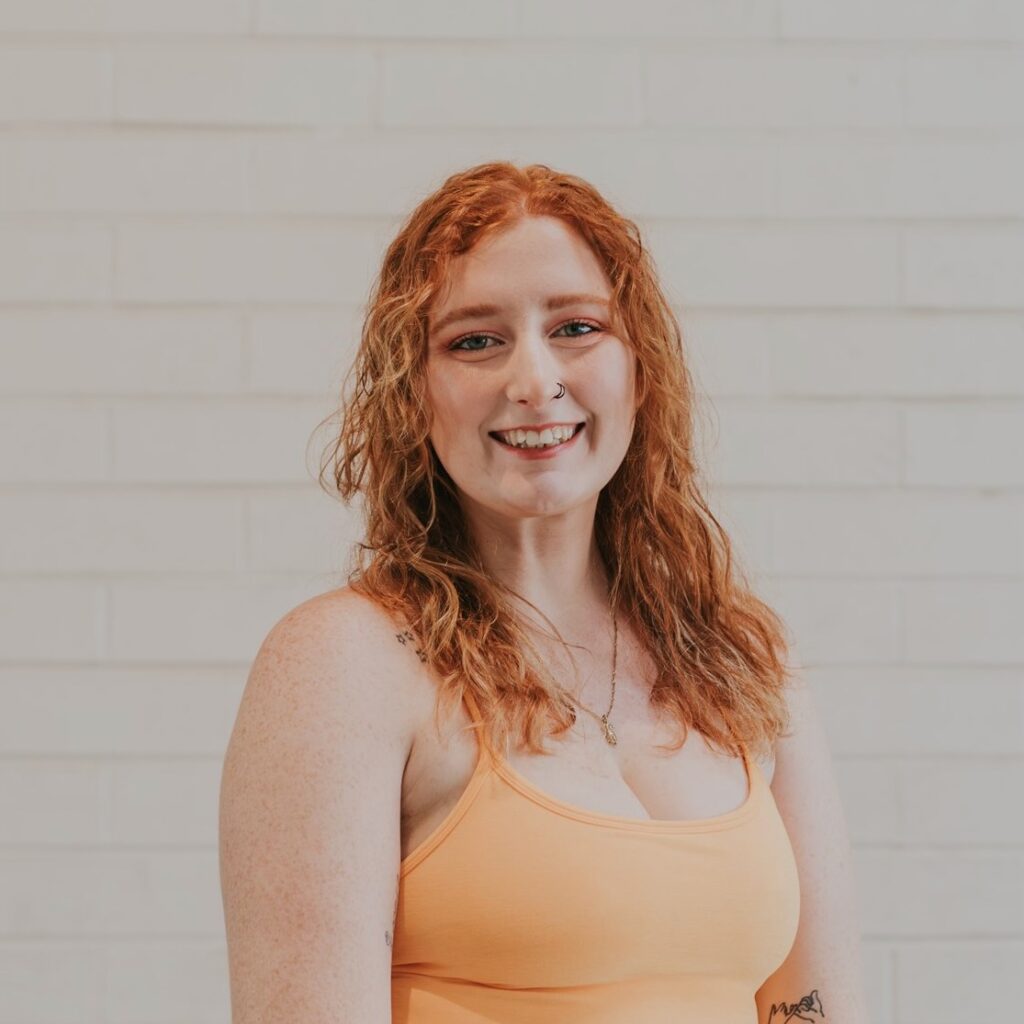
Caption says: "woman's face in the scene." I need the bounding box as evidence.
[424,215,638,521]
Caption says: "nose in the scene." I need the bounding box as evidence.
[502,332,564,407]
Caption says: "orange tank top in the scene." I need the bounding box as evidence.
[391,687,801,1023]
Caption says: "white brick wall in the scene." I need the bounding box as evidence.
[0,2,1020,1020]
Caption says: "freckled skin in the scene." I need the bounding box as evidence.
[387,631,425,950]
[424,214,638,530]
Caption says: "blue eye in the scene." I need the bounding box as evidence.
[448,318,600,352]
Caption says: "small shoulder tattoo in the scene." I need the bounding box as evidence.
[394,629,427,663]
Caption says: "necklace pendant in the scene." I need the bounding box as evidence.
[601,716,617,746]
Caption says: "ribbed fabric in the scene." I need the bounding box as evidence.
[392,687,801,1023]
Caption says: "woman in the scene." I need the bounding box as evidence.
[219,162,869,1023]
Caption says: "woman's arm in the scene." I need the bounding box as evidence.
[219,593,416,1023]
[754,677,872,1024]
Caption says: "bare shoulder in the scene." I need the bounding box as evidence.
[218,586,430,1021]
[254,586,429,740]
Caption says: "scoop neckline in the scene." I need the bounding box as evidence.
[488,744,761,834]
[399,735,762,877]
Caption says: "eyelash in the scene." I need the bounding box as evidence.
[447,318,602,352]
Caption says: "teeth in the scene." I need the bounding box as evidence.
[497,424,577,449]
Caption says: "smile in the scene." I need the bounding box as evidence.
[489,422,585,459]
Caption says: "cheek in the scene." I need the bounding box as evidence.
[424,374,457,434]
[583,375,633,420]
[430,377,491,435]
[427,365,477,419]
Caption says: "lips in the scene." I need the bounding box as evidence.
[489,422,585,454]
[488,422,584,445]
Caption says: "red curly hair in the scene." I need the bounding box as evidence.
[316,160,795,762]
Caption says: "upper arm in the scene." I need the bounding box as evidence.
[754,675,871,1024]
[218,591,416,1023]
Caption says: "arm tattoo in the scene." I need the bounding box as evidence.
[767,989,825,1023]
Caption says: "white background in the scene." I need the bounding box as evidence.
[0,1,1022,1020]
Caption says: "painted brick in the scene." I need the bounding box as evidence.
[0,490,245,572]
[0,224,111,303]
[0,669,244,756]
[0,0,249,33]
[0,945,105,1022]
[115,221,383,303]
[647,50,903,127]
[906,50,1024,127]
[0,311,244,394]
[115,44,375,127]
[781,0,1024,41]
[648,223,902,307]
[110,399,329,483]
[104,941,229,1023]
[0,136,250,214]
[0,46,112,122]
[896,942,1024,1022]
[258,0,518,37]
[0,850,223,935]
[380,48,644,127]
[904,227,1024,309]
[906,405,1024,487]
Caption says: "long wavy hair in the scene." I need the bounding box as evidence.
[316,160,795,762]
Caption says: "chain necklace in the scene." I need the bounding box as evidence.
[555,604,619,746]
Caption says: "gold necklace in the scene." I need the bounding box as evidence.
[556,606,619,746]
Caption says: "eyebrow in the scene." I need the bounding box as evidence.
[429,293,611,335]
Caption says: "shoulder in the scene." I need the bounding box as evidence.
[219,585,425,1017]
[238,586,431,760]
[265,583,406,646]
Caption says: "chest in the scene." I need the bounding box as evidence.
[400,666,774,864]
